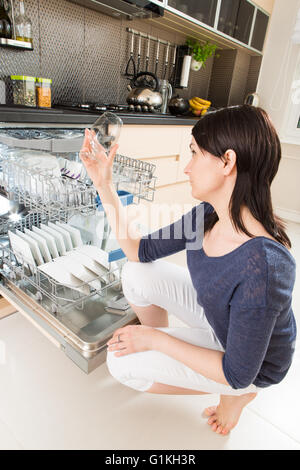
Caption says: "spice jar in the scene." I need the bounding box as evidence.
[10,75,36,107]
[36,78,52,108]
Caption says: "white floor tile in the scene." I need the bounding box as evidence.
[0,209,299,450]
[0,418,23,450]
[0,312,299,450]
[248,340,300,444]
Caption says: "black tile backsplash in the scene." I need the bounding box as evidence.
[0,0,259,108]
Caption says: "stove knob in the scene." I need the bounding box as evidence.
[128,104,135,112]
[148,106,155,113]
[135,105,142,112]
[142,105,149,113]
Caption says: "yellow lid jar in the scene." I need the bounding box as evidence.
[10,75,36,107]
[36,78,52,108]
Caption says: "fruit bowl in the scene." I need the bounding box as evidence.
[189,96,212,117]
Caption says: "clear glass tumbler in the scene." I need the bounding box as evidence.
[90,112,123,159]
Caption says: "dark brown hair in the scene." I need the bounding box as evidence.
[192,105,291,249]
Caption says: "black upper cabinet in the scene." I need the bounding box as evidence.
[218,0,254,44]
[234,0,255,44]
[167,0,269,52]
[218,0,240,37]
[168,0,218,27]
[251,9,269,51]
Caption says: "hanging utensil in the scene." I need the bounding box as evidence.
[137,32,142,74]
[169,45,177,86]
[145,34,150,72]
[154,38,160,77]
[162,41,170,80]
[124,31,136,78]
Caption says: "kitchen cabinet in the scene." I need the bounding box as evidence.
[164,0,269,53]
[250,8,269,52]
[118,124,196,187]
[118,125,182,187]
[0,297,16,320]
[218,0,255,45]
[176,126,193,183]
[167,0,218,27]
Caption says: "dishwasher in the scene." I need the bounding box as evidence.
[0,123,157,373]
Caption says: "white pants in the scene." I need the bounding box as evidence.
[106,260,259,396]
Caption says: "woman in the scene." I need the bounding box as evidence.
[80,105,297,436]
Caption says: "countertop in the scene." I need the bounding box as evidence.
[0,106,198,126]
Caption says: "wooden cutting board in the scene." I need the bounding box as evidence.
[0,296,17,319]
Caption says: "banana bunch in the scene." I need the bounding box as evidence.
[189,96,211,117]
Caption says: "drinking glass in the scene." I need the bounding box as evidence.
[90,112,123,159]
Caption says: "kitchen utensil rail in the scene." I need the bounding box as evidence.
[0,242,124,315]
[126,27,176,48]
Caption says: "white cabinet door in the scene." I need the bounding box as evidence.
[176,126,193,183]
[118,125,182,158]
[118,125,182,187]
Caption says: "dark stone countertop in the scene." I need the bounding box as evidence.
[0,106,199,126]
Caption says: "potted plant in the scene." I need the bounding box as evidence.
[185,38,218,71]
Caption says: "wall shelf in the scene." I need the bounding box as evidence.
[0,38,33,50]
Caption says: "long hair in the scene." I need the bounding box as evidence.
[192,105,291,249]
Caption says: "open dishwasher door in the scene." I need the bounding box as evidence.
[0,125,156,373]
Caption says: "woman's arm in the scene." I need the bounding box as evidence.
[108,325,229,386]
[153,330,230,386]
[80,129,142,262]
[96,181,142,262]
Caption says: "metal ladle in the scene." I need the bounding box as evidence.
[124,31,136,78]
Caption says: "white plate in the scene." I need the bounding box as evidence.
[48,222,73,251]
[76,245,109,269]
[16,229,44,266]
[24,228,52,263]
[32,226,59,259]
[38,259,90,296]
[59,256,102,291]
[40,223,67,256]
[76,245,120,281]
[55,222,83,248]
[66,251,108,277]
[8,231,36,270]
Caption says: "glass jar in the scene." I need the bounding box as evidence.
[36,78,52,108]
[10,75,36,107]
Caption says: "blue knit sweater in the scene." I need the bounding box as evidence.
[138,202,297,389]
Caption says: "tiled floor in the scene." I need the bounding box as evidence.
[0,207,299,449]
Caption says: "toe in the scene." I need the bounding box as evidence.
[211,422,219,432]
[216,425,223,434]
[207,415,217,425]
[221,424,232,436]
[204,406,217,417]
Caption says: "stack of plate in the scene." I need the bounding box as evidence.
[8,221,120,295]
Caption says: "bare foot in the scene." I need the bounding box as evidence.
[204,392,257,435]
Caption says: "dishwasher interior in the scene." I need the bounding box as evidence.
[0,125,156,373]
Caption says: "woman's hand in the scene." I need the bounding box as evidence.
[79,128,118,189]
[106,325,161,357]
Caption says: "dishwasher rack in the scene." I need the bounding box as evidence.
[0,152,156,222]
[0,242,123,315]
[0,147,156,316]
[0,126,157,373]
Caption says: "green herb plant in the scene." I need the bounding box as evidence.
[185,38,218,68]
